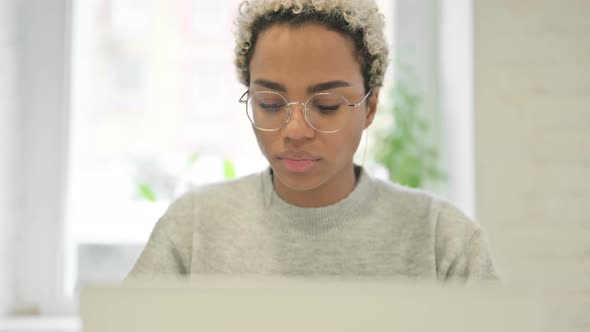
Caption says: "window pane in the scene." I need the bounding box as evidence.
[67,0,264,293]
[67,0,395,294]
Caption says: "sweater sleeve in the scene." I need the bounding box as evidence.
[435,202,501,282]
[462,228,501,281]
[125,193,195,279]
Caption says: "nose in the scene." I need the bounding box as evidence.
[281,102,315,140]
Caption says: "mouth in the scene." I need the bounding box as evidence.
[277,152,321,173]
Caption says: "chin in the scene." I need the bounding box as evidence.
[278,177,323,192]
[271,163,327,192]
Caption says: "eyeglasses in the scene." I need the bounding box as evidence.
[238,90,372,134]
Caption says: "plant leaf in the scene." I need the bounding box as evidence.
[136,181,158,202]
[223,159,236,179]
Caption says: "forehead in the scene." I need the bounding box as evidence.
[249,23,364,90]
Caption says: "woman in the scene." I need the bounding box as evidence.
[128,0,500,281]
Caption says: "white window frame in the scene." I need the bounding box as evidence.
[394,0,475,218]
[439,0,475,219]
[0,0,19,317]
[15,0,73,315]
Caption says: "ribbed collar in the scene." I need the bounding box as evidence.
[260,166,377,235]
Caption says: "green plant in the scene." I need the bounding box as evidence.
[136,180,158,202]
[134,154,236,202]
[373,68,445,188]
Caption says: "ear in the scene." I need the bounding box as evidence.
[364,88,380,129]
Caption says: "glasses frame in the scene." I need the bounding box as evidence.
[239,89,373,134]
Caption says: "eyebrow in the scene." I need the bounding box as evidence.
[253,79,286,92]
[253,79,352,94]
[308,80,352,93]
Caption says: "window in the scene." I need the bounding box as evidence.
[12,0,475,317]
[66,0,396,302]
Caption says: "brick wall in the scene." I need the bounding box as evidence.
[475,0,590,327]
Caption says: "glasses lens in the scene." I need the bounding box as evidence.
[306,93,349,132]
[246,92,288,130]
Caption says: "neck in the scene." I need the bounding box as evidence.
[273,164,358,207]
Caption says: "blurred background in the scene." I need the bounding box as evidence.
[0,0,589,330]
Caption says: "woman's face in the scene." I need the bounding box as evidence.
[248,23,378,199]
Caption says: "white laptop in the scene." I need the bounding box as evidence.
[80,277,548,332]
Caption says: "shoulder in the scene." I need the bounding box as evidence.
[370,176,481,238]
[156,171,264,235]
[369,177,496,278]
[174,171,263,208]
[435,200,481,238]
[370,177,437,221]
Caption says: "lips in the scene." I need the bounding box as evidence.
[277,151,321,173]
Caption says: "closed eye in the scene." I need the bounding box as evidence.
[315,104,341,114]
[259,102,284,112]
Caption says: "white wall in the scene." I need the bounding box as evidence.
[474,0,590,322]
[0,0,18,315]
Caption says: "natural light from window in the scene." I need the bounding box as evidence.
[66,0,395,296]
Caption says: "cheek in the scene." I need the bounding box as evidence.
[327,127,364,159]
[353,107,369,130]
[253,130,275,157]
[346,109,368,138]
[342,112,367,152]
